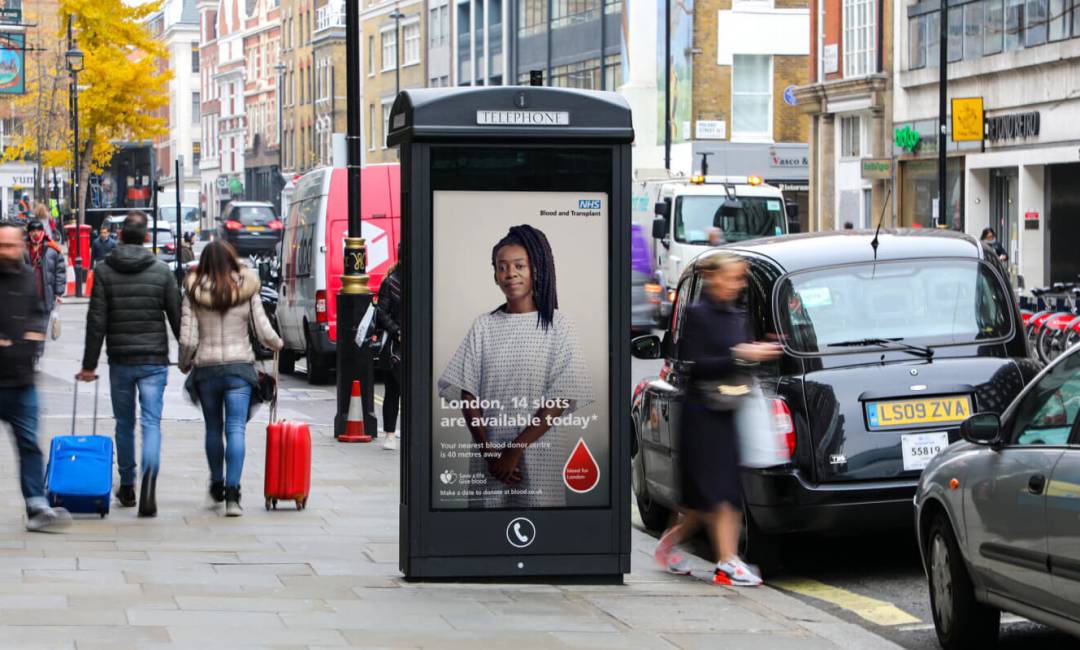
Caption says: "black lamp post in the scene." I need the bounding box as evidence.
[336,0,376,441]
[389,8,404,98]
[66,18,85,297]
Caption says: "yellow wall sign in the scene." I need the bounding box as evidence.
[952,97,984,142]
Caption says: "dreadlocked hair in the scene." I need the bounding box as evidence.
[491,224,558,330]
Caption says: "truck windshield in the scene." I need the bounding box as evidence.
[674,195,785,244]
[159,206,200,223]
[776,259,1012,354]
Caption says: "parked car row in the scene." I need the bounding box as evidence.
[630,229,1080,646]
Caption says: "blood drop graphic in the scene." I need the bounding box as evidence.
[563,438,600,494]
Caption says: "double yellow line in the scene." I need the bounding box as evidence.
[771,578,920,627]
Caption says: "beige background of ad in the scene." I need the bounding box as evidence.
[431,190,610,508]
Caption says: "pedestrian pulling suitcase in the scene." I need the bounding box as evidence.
[263,355,311,510]
[46,380,112,517]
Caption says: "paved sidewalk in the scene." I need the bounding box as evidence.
[0,302,902,650]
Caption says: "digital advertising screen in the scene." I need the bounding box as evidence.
[430,190,610,510]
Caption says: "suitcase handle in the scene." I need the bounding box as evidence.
[70,378,100,437]
[270,351,279,423]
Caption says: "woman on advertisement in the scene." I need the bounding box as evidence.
[438,225,592,508]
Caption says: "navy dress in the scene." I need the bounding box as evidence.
[678,298,752,511]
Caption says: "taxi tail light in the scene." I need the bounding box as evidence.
[224,220,243,230]
[315,290,328,323]
[268,220,284,230]
[644,282,662,304]
[771,398,796,460]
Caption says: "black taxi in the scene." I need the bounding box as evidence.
[630,230,1040,568]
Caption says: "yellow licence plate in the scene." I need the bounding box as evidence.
[247,226,266,231]
[866,395,972,430]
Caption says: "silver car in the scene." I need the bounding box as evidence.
[915,347,1080,648]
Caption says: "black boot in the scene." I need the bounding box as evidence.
[138,472,157,518]
[225,486,242,517]
[208,480,226,504]
[116,484,136,508]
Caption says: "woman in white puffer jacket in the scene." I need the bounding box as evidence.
[179,241,283,516]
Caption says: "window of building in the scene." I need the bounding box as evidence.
[430,5,449,48]
[192,92,200,125]
[518,0,547,36]
[927,10,941,63]
[369,104,376,151]
[948,5,963,61]
[985,0,1005,53]
[382,102,392,148]
[840,115,861,158]
[191,44,200,73]
[1049,0,1070,39]
[1005,0,1024,51]
[381,28,397,71]
[368,35,375,76]
[1025,0,1048,44]
[403,22,420,65]
[842,0,876,77]
[552,0,600,29]
[964,2,983,58]
[909,13,927,69]
[731,54,772,140]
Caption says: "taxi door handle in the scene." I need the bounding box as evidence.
[1028,474,1046,495]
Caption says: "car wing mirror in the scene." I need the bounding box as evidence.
[960,413,1001,446]
[631,335,662,360]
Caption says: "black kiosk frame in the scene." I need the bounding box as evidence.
[389,87,634,580]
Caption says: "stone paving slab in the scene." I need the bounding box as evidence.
[0,301,904,650]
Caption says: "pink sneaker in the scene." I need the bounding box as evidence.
[713,557,763,587]
[654,544,692,575]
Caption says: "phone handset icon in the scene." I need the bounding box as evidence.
[506,517,536,548]
[513,522,530,544]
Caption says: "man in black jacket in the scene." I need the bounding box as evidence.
[0,222,71,532]
[77,212,181,517]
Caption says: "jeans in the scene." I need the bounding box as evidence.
[0,386,48,513]
[196,374,252,489]
[383,371,401,434]
[110,364,168,486]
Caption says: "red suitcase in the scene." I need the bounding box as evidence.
[264,419,311,510]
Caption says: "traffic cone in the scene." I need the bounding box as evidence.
[85,269,94,295]
[339,380,372,443]
[65,264,75,296]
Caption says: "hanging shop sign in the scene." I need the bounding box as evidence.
[0,33,25,95]
[987,111,1040,143]
[951,97,984,142]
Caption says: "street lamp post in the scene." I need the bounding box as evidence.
[938,0,948,228]
[389,9,404,98]
[275,60,286,213]
[336,0,376,441]
[66,17,85,298]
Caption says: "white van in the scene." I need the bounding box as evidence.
[277,165,400,384]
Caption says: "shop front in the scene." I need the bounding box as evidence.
[892,120,977,231]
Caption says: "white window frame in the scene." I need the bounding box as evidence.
[368,35,376,76]
[732,0,774,10]
[731,54,774,142]
[839,114,862,159]
[382,101,392,149]
[368,104,377,151]
[842,0,876,78]
[402,20,421,66]
[381,26,398,72]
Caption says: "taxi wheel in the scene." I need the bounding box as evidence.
[632,430,670,532]
[926,513,999,650]
[305,334,331,385]
[740,507,781,576]
[278,348,296,375]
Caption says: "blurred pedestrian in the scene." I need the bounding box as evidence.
[91,225,116,267]
[179,231,195,264]
[375,247,402,450]
[16,194,30,222]
[179,241,282,517]
[653,251,781,586]
[77,211,181,518]
[25,219,66,334]
[0,222,71,532]
[980,227,1008,262]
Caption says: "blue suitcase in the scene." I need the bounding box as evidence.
[46,380,112,517]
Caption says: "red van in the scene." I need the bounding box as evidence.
[277,165,400,384]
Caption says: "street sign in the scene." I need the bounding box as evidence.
[860,158,892,180]
[952,97,984,142]
[0,8,21,25]
[389,87,633,580]
[695,120,726,140]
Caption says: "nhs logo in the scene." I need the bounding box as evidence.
[578,199,602,210]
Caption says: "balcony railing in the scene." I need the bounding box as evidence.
[316,1,345,31]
